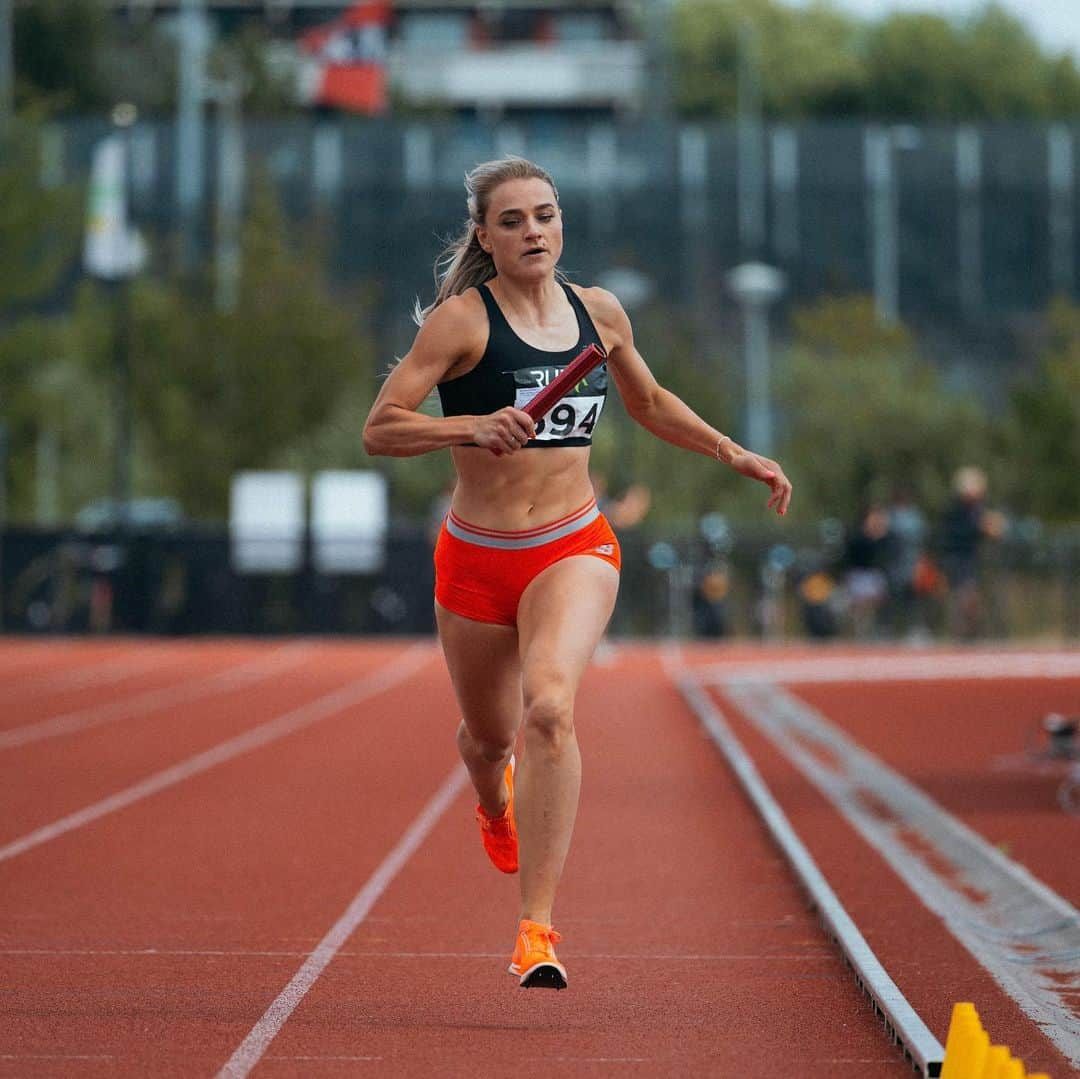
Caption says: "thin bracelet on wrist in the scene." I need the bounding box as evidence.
[715,435,734,464]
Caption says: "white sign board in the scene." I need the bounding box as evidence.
[311,470,388,574]
[229,471,305,574]
[84,134,147,280]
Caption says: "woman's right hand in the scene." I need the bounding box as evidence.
[473,407,536,456]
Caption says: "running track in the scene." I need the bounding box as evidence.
[0,638,1077,1077]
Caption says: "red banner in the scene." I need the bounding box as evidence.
[299,1,392,114]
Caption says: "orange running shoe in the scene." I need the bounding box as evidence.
[475,756,517,874]
[508,919,567,990]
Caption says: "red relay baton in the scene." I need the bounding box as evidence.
[522,342,607,420]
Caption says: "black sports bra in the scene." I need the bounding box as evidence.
[437,281,608,448]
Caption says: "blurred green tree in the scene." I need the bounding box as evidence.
[0,119,91,523]
[778,295,990,522]
[670,0,1080,119]
[13,0,108,112]
[128,175,374,520]
[1005,298,1080,521]
[864,5,1080,119]
[861,13,966,119]
[672,0,865,118]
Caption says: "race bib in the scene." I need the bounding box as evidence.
[511,364,607,442]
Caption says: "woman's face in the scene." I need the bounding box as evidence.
[477,177,563,282]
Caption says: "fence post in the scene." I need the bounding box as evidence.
[770,125,799,262]
[956,126,983,318]
[865,127,899,324]
[1048,125,1075,298]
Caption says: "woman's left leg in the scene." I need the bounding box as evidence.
[513,555,619,926]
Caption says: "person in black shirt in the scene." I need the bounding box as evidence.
[939,466,1005,638]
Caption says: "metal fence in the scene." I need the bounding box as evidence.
[3,522,1077,641]
[42,116,1080,333]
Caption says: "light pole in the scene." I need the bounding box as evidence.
[726,261,785,457]
[85,102,144,530]
[176,0,209,271]
[110,104,138,531]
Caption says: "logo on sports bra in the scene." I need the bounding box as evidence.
[508,364,608,442]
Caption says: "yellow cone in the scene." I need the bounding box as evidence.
[980,1046,1012,1079]
[942,1003,983,1079]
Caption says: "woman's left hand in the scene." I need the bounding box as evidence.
[727,448,793,516]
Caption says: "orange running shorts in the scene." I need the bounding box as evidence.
[434,497,621,626]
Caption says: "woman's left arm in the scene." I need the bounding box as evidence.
[587,287,793,517]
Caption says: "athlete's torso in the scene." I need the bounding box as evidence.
[438,280,609,531]
[437,281,608,448]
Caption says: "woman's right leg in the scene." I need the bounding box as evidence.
[435,601,522,817]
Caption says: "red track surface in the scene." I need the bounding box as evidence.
[1,639,1077,1077]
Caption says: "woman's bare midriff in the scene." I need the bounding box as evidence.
[449,444,596,531]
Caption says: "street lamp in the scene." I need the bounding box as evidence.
[726,261,785,457]
[85,102,145,532]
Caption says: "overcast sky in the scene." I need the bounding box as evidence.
[798,0,1080,58]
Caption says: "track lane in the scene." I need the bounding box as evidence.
[0,641,313,744]
[7,641,1069,1077]
[0,639,152,684]
[790,678,1080,902]
[240,647,915,1078]
[715,683,1075,1079]
[0,643,403,842]
[0,645,454,1075]
[0,641,189,708]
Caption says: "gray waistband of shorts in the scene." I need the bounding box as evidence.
[445,503,600,550]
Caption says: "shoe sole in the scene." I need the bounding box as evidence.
[509,962,567,990]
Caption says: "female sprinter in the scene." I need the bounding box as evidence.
[362,157,792,990]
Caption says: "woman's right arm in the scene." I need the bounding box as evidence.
[362,294,535,458]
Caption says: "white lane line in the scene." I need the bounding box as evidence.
[215,763,468,1079]
[0,1055,116,1061]
[701,650,1080,687]
[723,680,1080,1069]
[0,644,433,864]
[0,642,316,751]
[265,1057,382,1063]
[3,646,183,701]
[0,948,832,961]
[553,1058,651,1064]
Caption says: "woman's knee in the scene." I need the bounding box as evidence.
[457,720,514,764]
[521,673,575,750]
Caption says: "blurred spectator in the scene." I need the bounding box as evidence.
[797,558,841,639]
[938,466,1007,639]
[592,472,651,530]
[843,504,891,638]
[883,485,928,638]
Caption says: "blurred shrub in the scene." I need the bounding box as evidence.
[0,118,90,522]
[1004,298,1080,522]
[778,295,990,522]
[1,165,375,524]
[13,0,108,113]
[125,175,375,521]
